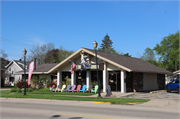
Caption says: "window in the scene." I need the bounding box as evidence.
[9,68,11,71]
[175,80,179,83]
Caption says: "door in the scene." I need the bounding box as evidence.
[108,72,120,91]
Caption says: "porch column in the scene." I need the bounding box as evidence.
[103,61,107,92]
[86,71,90,89]
[121,70,126,93]
[57,70,62,87]
[71,71,75,85]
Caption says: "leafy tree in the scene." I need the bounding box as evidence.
[45,49,59,63]
[58,46,74,63]
[141,47,156,61]
[154,31,179,71]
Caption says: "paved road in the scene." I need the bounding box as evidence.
[1,98,179,119]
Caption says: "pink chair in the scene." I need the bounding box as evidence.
[74,85,81,93]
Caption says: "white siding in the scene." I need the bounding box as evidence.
[143,73,159,90]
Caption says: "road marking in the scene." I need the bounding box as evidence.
[93,101,111,104]
[57,113,119,119]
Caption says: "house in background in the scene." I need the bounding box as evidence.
[1,65,6,87]
[15,63,58,87]
[5,59,30,86]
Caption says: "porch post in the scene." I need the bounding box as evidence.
[103,61,107,92]
[121,70,126,93]
[86,71,90,89]
[71,71,74,85]
[57,70,62,87]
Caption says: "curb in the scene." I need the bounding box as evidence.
[150,90,166,94]
[121,93,134,97]
[93,101,111,105]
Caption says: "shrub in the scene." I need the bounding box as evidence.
[60,77,70,88]
[28,88,33,92]
[10,88,17,92]
[17,88,22,93]
[16,79,28,89]
[47,82,56,88]
[31,76,50,89]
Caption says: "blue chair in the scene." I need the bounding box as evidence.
[63,85,71,92]
[79,85,87,93]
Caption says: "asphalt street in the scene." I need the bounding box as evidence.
[1,98,180,119]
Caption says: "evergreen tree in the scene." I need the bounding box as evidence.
[100,34,114,53]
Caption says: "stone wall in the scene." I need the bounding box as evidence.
[157,74,165,89]
[133,72,143,92]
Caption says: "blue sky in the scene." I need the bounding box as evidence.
[0,0,179,61]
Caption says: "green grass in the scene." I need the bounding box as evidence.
[0,90,150,104]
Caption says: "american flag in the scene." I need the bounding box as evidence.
[71,61,76,74]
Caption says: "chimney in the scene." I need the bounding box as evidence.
[34,58,36,70]
[19,59,21,61]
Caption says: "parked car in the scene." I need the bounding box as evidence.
[166,79,179,93]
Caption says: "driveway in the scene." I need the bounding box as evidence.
[126,91,180,100]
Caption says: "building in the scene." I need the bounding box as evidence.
[48,48,172,93]
[5,59,30,86]
[1,65,6,87]
[15,63,58,87]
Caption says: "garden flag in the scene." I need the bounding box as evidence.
[71,61,76,74]
[28,61,35,86]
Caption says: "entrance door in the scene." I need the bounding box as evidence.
[108,72,120,91]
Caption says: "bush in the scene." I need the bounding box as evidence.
[16,79,28,89]
[47,82,57,88]
[17,88,22,93]
[28,88,33,92]
[31,76,50,89]
[10,88,17,92]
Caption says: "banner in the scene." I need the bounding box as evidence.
[28,61,35,86]
[71,61,76,74]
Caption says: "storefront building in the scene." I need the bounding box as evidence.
[49,48,172,93]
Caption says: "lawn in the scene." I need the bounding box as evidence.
[0,90,150,105]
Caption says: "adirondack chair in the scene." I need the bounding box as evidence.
[50,85,55,92]
[68,85,76,92]
[79,85,87,93]
[58,84,66,92]
[91,85,98,93]
[63,84,71,92]
[74,85,81,92]
[84,85,92,93]
[54,85,60,92]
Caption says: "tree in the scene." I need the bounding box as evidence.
[45,49,59,63]
[100,34,115,53]
[0,49,8,59]
[27,43,55,65]
[0,49,9,66]
[58,46,74,63]
[44,46,74,63]
[141,47,156,61]
[154,31,179,71]
[124,53,132,57]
